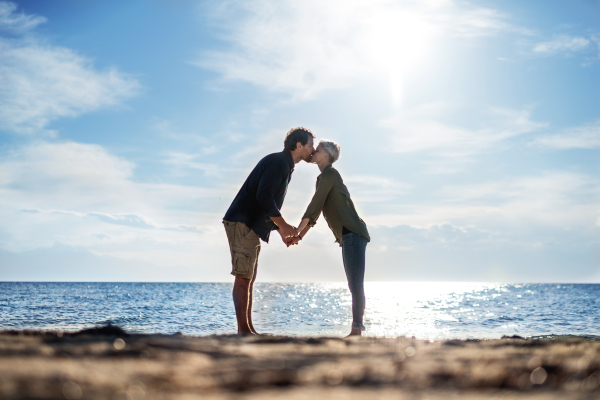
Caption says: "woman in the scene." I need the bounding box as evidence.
[296,140,370,336]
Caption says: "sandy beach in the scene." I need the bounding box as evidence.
[0,326,598,400]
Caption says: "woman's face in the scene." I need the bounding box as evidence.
[310,144,328,164]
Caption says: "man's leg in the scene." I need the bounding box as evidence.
[247,245,261,334]
[248,273,258,334]
[225,221,260,335]
[232,276,254,335]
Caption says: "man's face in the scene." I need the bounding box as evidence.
[298,137,315,162]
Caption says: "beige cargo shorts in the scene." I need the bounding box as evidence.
[223,220,261,280]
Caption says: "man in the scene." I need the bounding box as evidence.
[223,127,315,335]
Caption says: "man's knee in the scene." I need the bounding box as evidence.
[234,276,251,291]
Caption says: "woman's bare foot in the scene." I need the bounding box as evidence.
[345,328,362,337]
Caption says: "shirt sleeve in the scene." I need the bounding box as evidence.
[303,170,336,226]
[256,158,288,219]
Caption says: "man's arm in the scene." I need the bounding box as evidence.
[255,159,287,220]
[270,216,299,242]
[254,158,299,244]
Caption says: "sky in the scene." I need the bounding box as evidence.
[0,0,598,282]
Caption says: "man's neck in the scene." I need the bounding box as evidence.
[289,149,303,164]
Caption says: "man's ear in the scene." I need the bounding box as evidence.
[296,141,302,150]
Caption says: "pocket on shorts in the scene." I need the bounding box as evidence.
[232,246,254,275]
[242,227,259,244]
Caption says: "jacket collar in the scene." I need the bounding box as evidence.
[317,164,333,181]
[282,148,295,171]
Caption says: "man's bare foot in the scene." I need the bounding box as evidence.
[345,328,362,337]
[238,330,257,336]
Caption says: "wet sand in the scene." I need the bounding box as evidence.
[0,326,599,399]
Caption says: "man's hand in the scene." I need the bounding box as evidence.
[277,228,288,246]
[270,216,300,247]
[278,222,299,240]
[277,226,300,247]
[286,236,301,246]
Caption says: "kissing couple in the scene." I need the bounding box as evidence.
[223,127,370,337]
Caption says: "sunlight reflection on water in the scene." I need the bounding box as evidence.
[364,282,502,338]
[1,282,598,339]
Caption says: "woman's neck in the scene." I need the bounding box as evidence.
[318,161,330,172]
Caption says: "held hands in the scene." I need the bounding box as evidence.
[281,231,300,247]
[284,226,304,247]
[271,216,305,248]
[284,224,311,247]
[277,222,301,248]
[285,235,301,247]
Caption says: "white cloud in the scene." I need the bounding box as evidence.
[434,6,531,37]
[369,172,599,231]
[0,1,46,34]
[440,172,596,203]
[381,103,546,156]
[532,121,600,149]
[197,0,525,99]
[18,209,202,232]
[163,152,221,176]
[533,35,590,56]
[0,141,134,190]
[344,174,413,203]
[0,4,139,135]
[1,144,597,280]
[374,222,494,248]
[0,141,227,268]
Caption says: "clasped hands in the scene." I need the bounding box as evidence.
[277,224,302,248]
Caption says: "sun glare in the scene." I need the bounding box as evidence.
[360,9,435,106]
[364,282,501,338]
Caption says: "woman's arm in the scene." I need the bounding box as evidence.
[297,217,311,239]
[301,171,335,235]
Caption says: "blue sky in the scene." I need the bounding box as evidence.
[0,0,598,282]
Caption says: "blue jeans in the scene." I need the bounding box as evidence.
[342,232,368,331]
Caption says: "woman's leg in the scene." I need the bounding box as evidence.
[342,232,368,334]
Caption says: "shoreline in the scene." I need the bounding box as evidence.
[4,326,600,341]
[1,326,599,399]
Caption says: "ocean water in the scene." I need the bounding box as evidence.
[0,282,598,339]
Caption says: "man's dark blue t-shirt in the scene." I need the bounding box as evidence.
[223,149,295,243]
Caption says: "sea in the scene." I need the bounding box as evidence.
[1,282,598,339]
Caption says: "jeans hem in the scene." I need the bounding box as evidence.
[352,322,366,331]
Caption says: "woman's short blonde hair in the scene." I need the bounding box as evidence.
[319,140,341,164]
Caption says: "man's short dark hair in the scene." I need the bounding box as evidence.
[284,127,315,151]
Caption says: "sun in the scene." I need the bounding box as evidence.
[359,9,436,105]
